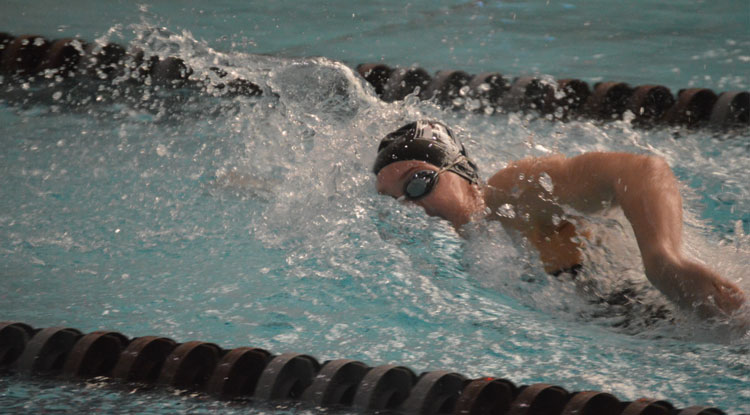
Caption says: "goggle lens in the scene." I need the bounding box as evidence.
[404,170,439,200]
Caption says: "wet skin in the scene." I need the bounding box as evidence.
[376,153,747,320]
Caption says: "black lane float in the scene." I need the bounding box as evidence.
[1,32,747,131]
[356,63,748,130]
[0,322,728,415]
[0,32,262,98]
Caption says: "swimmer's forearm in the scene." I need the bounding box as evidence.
[592,154,747,317]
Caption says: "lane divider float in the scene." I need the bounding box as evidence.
[356,63,748,130]
[1,32,747,131]
[0,321,728,415]
[0,32,261,97]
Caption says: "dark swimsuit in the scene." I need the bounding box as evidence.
[551,264,674,330]
[551,264,583,278]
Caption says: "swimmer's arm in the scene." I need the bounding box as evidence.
[491,152,746,318]
[485,155,586,273]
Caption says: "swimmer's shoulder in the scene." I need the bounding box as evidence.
[486,153,622,212]
[487,154,568,190]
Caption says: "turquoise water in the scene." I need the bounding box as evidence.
[1,0,749,413]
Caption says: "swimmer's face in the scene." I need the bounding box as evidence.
[375,160,481,228]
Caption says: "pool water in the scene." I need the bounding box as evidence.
[1,0,749,413]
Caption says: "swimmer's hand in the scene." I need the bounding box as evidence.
[648,254,747,320]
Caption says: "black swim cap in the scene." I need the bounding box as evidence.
[372,120,480,184]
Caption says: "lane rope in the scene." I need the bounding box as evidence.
[0,32,747,131]
[0,321,728,415]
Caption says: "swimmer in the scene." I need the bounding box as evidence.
[373,120,747,321]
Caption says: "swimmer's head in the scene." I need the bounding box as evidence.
[372,120,480,184]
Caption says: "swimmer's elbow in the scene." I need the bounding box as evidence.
[631,153,672,175]
[642,154,671,175]
[612,154,675,192]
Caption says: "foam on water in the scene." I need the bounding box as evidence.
[1,18,749,414]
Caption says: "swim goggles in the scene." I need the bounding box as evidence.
[403,170,441,200]
[402,157,465,200]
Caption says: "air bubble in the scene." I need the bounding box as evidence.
[538,172,554,193]
[496,203,516,218]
